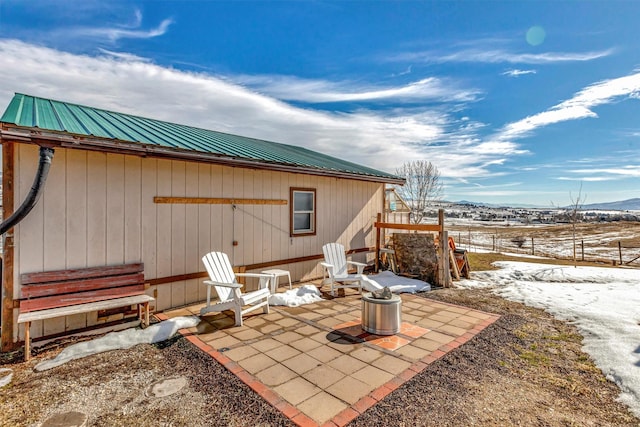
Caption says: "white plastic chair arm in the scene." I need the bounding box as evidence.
[347,261,366,267]
[320,262,335,281]
[347,261,367,274]
[203,280,242,289]
[321,262,335,274]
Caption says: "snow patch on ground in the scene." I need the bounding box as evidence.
[363,271,431,293]
[0,368,12,388]
[35,316,200,372]
[457,261,640,416]
[268,285,324,307]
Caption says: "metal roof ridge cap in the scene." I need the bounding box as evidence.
[2,95,401,181]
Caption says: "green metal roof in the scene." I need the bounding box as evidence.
[0,94,403,184]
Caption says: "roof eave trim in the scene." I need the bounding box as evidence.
[0,127,406,185]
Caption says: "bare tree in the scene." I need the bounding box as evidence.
[552,183,586,267]
[395,160,444,224]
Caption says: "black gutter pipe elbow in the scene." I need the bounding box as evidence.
[0,146,55,235]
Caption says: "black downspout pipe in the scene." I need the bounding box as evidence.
[0,146,55,235]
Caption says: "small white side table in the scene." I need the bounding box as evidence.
[261,269,292,294]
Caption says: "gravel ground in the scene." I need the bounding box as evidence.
[0,336,293,427]
[1,288,638,426]
[355,288,637,426]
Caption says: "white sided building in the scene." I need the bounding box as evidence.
[0,94,403,351]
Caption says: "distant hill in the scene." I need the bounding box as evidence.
[453,198,640,211]
[581,198,640,211]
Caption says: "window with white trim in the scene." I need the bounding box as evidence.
[290,188,316,236]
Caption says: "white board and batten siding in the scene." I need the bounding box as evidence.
[12,144,384,340]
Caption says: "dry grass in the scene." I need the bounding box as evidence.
[449,221,640,266]
[467,251,617,271]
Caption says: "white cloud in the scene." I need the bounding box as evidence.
[570,166,640,178]
[557,71,640,110]
[0,40,521,179]
[499,106,597,140]
[556,176,617,182]
[97,49,153,62]
[496,70,640,141]
[453,181,524,191]
[390,48,613,64]
[554,165,640,182]
[502,69,537,77]
[16,7,174,46]
[235,75,480,103]
[392,65,413,77]
[409,140,525,179]
[67,16,173,42]
[454,190,525,197]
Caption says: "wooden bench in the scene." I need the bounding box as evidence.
[17,263,155,361]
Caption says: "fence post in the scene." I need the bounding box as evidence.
[531,237,534,255]
[581,240,584,261]
[375,213,382,273]
[619,241,623,265]
[439,230,451,288]
[437,209,450,288]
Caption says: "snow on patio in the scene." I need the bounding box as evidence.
[34,316,200,372]
[457,261,640,417]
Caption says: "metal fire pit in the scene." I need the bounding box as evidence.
[361,292,402,335]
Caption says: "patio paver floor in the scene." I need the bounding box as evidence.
[160,283,499,427]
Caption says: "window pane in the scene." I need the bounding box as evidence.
[294,192,313,211]
[294,213,312,231]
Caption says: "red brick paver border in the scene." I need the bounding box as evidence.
[165,291,500,427]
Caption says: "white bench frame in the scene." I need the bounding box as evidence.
[18,295,154,361]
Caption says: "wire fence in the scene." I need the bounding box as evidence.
[453,231,640,267]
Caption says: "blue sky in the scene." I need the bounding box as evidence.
[0,0,639,206]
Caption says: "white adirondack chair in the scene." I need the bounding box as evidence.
[321,243,367,296]
[200,252,272,326]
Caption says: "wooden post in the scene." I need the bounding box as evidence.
[375,213,382,273]
[436,209,451,288]
[1,142,15,352]
[439,230,451,287]
[531,237,534,255]
[619,241,623,265]
[438,209,444,286]
[581,240,585,261]
[23,322,30,361]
